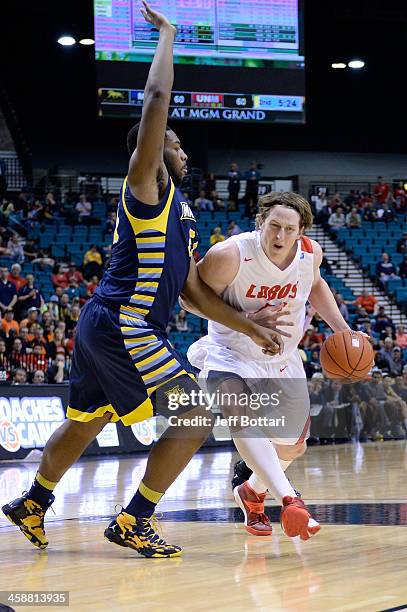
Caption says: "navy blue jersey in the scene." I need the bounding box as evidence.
[96,176,198,333]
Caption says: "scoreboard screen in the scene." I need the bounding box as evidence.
[95,0,305,124]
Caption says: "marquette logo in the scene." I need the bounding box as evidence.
[165,385,186,401]
[180,202,195,221]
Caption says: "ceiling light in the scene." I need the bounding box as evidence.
[348,60,365,69]
[79,38,95,46]
[58,36,76,46]
[331,63,346,69]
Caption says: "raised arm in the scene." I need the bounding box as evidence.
[127,1,176,203]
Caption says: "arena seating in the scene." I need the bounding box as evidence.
[335,219,407,310]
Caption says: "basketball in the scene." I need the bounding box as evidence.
[319,330,374,381]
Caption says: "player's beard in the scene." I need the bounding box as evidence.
[165,158,184,188]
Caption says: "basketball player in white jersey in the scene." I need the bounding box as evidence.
[184,192,351,540]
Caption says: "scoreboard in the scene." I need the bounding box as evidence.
[95,0,306,124]
[99,88,305,123]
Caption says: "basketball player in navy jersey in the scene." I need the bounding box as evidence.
[2,1,283,558]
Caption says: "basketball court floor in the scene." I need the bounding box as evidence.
[1,441,407,611]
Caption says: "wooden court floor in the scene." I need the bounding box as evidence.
[1,441,407,611]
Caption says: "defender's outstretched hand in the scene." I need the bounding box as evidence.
[248,303,294,338]
[140,0,176,34]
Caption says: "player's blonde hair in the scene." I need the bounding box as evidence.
[255,192,313,230]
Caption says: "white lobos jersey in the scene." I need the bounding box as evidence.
[206,231,315,363]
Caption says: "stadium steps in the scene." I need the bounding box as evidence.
[306,225,407,326]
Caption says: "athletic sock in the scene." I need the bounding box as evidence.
[124,481,164,519]
[248,472,268,494]
[28,471,57,506]
[233,429,297,504]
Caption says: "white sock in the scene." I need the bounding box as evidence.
[279,458,293,472]
[248,472,267,494]
[232,430,296,505]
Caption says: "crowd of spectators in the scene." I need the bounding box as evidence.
[0,186,114,384]
[312,177,407,233]
[0,256,90,384]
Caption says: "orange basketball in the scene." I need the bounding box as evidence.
[319,330,374,381]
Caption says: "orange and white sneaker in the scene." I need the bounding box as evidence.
[280,496,321,541]
[233,481,272,536]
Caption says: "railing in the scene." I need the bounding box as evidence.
[0,150,25,191]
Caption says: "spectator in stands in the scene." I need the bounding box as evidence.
[373,176,390,205]
[1,310,19,337]
[389,347,406,377]
[86,275,99,297]
[375,252,401,283]
[203,173,216,198]
[209,190,226,212]
[7,233,24,264]
[379,324,396,343]
[18,326,31,351]
[373,306,395,335]
[8,263,26,291]
[345,207,361,228]
[17,274,44,316]
[12,367,27,385]
[352,305,370,328]
[75,194,92,223]
[354,289,378,315]
[244,161,261,202]
[396,232,407,254]
[304,350,323,378]
[210,227,225,246]
[399,254,407,279]
[227,220,242,237]
[227,163,241,211]
[334,293,349,321]
[313,189,328,216]
[47,354,68,383]
[66,327,76,355]
[301,326,324,351]
[175,309,190,332]
[376,201,395,222]
[363,201,377,222]
[19,307,39,331]
[377,337,396,371]
[32,247,54,270]
[0,235,10,257]
[10,337,25,366]
[45,192,58,212]
[83,244,103,280]
[328,207,345,234]
[194,190,213,212]
[344,189,359,208]
[359,318,380,345]
[33,369,45,384]
[58,294,71,320]
[0,266,17,315]
[395,324,407,349]
[14,192,29,216]
[65,262,85,287]
[52,264,68,289]
[104,211,117,234]
[394,181,407,212]
[66,304,80,332]
[317,201,333,231]
[23,238,38,261]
